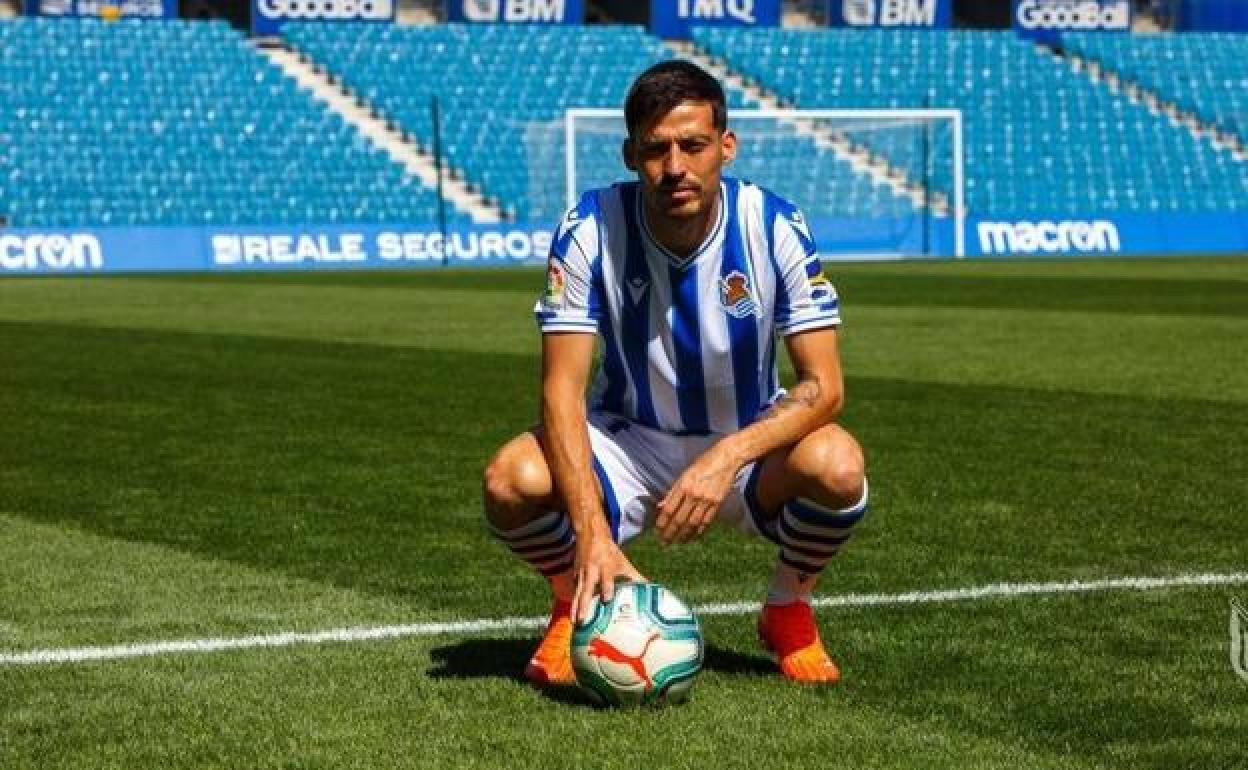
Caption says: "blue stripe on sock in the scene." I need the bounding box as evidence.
[779,539,843,562]
[509,530,574,556]
[492,512,566,543]
[778,516,852,549]
[786,497,868,529]
[779,552,824,575]
[538,557,575,577]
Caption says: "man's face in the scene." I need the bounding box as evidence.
[624,101,736,223]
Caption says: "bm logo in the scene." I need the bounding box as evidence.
[462,0,568,22]
[844,0,939,26]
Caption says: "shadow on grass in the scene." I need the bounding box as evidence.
[427,637,774,684]
[427,637,531,683]
[427,637,777,707]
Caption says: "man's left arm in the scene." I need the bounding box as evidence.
[655,327,844,544]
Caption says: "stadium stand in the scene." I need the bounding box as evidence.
[0,16,454,227]
[3,15,1246,233]
[1062,31,1248,147]
[284,22,918,223]
[693,27,1248,215]
[283,22,675,222]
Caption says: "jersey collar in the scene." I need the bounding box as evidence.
[637,181,727,270]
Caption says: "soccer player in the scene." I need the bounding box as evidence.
[483,60,868,686]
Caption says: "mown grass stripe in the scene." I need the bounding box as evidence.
[3,571,1245,667]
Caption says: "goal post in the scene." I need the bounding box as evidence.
[562,107,966,259]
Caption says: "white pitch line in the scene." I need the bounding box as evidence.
[2,572,1245,667]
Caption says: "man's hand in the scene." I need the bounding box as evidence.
[571,534,645,623]
[655,443,742,545]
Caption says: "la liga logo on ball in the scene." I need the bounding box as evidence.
[570,581,704,707]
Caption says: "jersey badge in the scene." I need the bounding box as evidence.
[543,260,566,308]
[720,270,758,319]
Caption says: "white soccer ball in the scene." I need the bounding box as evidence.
[570,581,704,707]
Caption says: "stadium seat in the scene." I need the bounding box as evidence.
[693,27,1248,216]
[284,22,916,223]
[0,17,456,227]
[284,23,676,222]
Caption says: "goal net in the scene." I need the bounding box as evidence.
[533,108,965,259]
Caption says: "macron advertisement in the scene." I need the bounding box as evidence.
[6,213,1248,275]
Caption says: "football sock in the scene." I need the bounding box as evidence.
[767,479,869,605]
[490,511,576,590]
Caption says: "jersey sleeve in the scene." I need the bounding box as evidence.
[533,195,602,334]
[770,202,841,336]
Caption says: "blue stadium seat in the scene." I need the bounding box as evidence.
[284,22,675,222]
[285,22,915,223]
[0,17,456,227]
[694,27,1248,216]
[1064,31,1248,149]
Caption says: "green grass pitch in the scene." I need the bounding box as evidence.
[1,257,1246,769]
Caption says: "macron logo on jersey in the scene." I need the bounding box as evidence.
[626,276,648,306]
[786,210,816,251]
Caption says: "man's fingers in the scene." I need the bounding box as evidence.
[670,496,709,543]
[574,566,599,623]
[655,493,680,540]
[659,494,694,544]
[674,500,716,543]
[672,508,698,543]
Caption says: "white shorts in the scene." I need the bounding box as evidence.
[587,411,775,545]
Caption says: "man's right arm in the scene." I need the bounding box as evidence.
[541,332,643,622]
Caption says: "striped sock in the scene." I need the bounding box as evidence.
[767,479,869,604]
[490,511,576,579]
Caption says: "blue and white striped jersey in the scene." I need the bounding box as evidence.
[534,177,840,436]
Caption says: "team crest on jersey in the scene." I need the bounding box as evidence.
[543,260,566,308]
[720,270,758,319]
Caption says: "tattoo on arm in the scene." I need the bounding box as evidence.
[759,378,822,422]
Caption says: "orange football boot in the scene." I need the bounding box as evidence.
[758,601,842,685]
[524,598,576,687]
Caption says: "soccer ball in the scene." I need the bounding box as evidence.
[570,581,704,707]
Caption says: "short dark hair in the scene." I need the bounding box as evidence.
[624,60,727,138]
